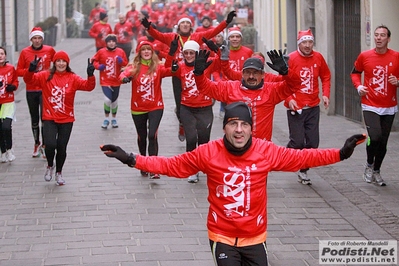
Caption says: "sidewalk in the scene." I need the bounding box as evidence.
[0,37,398,266]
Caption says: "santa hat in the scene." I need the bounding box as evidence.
[227,27,242,38]
[53,50,70,64]
[177,15,193,26]
[297,29,314,45]
[29,27,44,41]
[183,40,199,52]
[136,40,154,52]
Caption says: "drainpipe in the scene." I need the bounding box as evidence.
[1,0,6,47]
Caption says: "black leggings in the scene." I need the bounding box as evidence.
[26,91,43,145]
[180,105,213,152]
[210,240,268,266]
[132,109,163,156]
[0,117,12,153]
[172,76,182,122]
[363,111,395,171]
[43,121,73,173]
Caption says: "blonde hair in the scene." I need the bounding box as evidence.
[130,44,160,78]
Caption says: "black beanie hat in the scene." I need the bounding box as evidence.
[105,34,117,43]
[223,102,252,128]
[100,12,108,21]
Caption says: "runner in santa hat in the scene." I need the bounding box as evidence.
[16,27,56,158]
[283,28,331,185]
[140,10,237,143]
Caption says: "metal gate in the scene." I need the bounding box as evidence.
[334,0,362,122]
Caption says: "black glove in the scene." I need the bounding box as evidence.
[0,81,3,87]
[220,44,230,61]
[171,60,179,72]
[100,144,136,167]
[141,17,151,29]
[29,55,41,72]
[193,50,213,76]
[123,31,129,37]
[202,37,218,53]
[5,84,16,92]
[97,33,103,39]
[339,134,367,160]
[226,11,236,24]
[87,58,95,76]
[122,77,132,83]
[266,49,288,75]
[169,35,179,56]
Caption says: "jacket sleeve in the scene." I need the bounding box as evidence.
[266,143,341,171]
[135,150,201,178]
[10,67,19,89]
[91,51,101,69]
[16,51,27,77]
[23,71,41,86]
[319,55,331,98]
[147,27,174,45]
[75,75,96,92]
[194,20,228,42]
[119,65,132,81]
[194,74,231,103]
[221,59,241,81]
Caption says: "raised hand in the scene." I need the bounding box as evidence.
[29,55,41,72]
[202,37,219,53]
[171,60,179,72]
[141,17,151,29]
[266,49,288,75]
[87,58,95,76]
[339,134,367,160]
[193,50,213,76]
[169,35,179,56]
[220,44,230,61]
[226,11,236,24]
[100,144,136,167]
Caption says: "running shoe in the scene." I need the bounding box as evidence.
[40,145,46,159]
[373,171,386,186]
[297,171,311,185]
[101,119,110,129]
[5,149,15,162]
[178,123,185,142]
[363,164,374,183]
[111,119,118,128]
[188,173,199,183]
[140,170,148,177]
[44,166,55,182]
[149,173,160,179]
[1,153,7,163]
[55,172,65,185]
[32,142,41,157]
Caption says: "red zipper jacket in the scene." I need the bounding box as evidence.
[24,71,95,123]
[284,50,331,109]
[135,137,341,238]
[119,63,174,112]
[351,48,399,108]
[194,72,300,140]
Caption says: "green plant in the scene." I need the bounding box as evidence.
[35,16,59,32]
[241,25,256,46]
